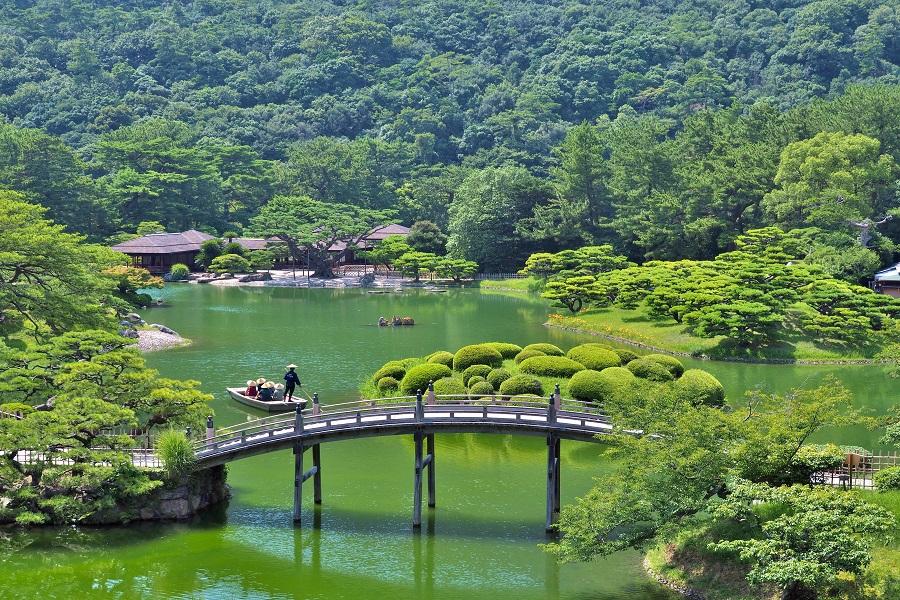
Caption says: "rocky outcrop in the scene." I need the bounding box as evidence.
[86,466,229,525]
[238,271,272,283]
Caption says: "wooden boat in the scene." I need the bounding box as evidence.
[226,387,305,413]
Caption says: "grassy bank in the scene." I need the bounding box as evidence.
[645,490,900,600]
[478,277,542,297]
[548,307,886,363]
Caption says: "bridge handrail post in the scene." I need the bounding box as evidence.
[426,382,436,405]
[416,389,424,421]
[547,394,557,424]
[312,392,320,416]
[553,384,561,411]
[295,401,304,433]
[206,415,215,443]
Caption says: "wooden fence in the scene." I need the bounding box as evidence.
[815,452,900,490]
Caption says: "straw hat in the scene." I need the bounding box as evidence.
[256,377,266,385]
[264,381,276,389]
[286,363,298,369]
[275,383,285,390]
[246,380,255,386]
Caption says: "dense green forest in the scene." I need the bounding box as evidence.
[0,0,899,271]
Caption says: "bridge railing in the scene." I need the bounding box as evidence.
[194,393,608,455]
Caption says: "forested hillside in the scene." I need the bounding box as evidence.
[0,0,899,270]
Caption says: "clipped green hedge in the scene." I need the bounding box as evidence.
[613,348,639,363]
[875,466,900,491]
[569,367,635,402]
[644,353,685,377]
[426,351,455,367]
[499,374,544,397]
[453,344,504,371]
[519,356,585,378]
[433,377,467,396]
[400,363,452,394]
[514,348,546,364]
[467,375,486,387]
[462,364,494,385]
[626,358,674,382]
[522,343,564,356]
[673,369,725,407]
[373,361,407,382]
[567,344,621,371]
[487,368,511,389]
[469,380,496,398]
[484,342,524,359]
[377,376,399,392]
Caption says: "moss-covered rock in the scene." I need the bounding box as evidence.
[673,369,725,407]
[499,374,545,396]
[567,344,621,371]
[453,344,504,371]
[519,355,586,377]
[522,342,564,356]
[400,363,453,394]
[462,364,494,385]
[426,351,455,367]
[644,353,685,377]
[626,358,674,382]
[483,342,524,359]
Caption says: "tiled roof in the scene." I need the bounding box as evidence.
[234,238,269,251]
[111,230,214,254]
[328,224,410,251]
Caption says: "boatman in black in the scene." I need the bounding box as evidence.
[284,364,301,402]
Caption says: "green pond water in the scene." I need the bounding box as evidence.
[1,285,895,599]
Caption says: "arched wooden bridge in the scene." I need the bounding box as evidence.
[196,389,612,530]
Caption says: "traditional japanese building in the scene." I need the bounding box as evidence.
[111,230,268,273]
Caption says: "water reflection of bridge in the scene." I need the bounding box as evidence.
[197,390,611,530]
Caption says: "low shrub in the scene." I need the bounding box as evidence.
[462,364,494,385]
[779,444,845,485]
[469,380,496,398]
[453,344,504,371]
[522,343,564,356]
[613,348,639,363]
[426,351,455,367]
[209,253,251,274]
[499,374,544,397]
[567,344,621,371]
[644,353,685,377]
[400,363,452,394]
[514,348,546,364]
[433,377,466,396]
[673,369,726,407]
[486,368,511,389]
[875,466,900,491]
[377,377,399,392]
[157,429,196,478]
[168,263,190,281]
[467,375,486,386]
[626,358,674,382]
[569,368,635,402]
[484,342,523,359]
[373,361,407,382]
[519,355,586,378]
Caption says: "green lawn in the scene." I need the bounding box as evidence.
[548,307,886,362]
[478,277,542,296]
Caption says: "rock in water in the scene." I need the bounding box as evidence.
[150,323,177,335]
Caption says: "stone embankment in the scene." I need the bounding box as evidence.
[120,312,189,352]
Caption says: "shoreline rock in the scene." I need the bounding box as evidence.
[135,328,190,352]
[643,556,707,600]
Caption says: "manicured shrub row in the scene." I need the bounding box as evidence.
[467,375,486,386]
[453,344,504,371]
[484,342,523,359]
[486,368,511,388]
[519,356,586,378]
[644,353,685,377]
[373,361,407,382]
[626,358,673,382]
[377,376,399,392]
[462,364,493,385]
[426,351,454,367]
[514,348,545,364]
[875,466,900,491]
[499,374,544,396]
[433,377,466,396]
[522,343,564,356]
[567,344,621,371]
[568,367,635,403]
[400,363,452,394]
[673,369,725,407]
[469,381,496,398]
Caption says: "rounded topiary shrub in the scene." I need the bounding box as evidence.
[569,368,636,402]
[499,374,544,397]
[433,377,467,396]
[426,351,455,367]
[484,342,524,359]
[567,344,621,371]
[522,343,564,356]
[469,380,496,398]
[519,356,586,378]
[467,375,486,387]
[644,353,685,377]
[400,363,452,394]
[462,364,494,385]
[673,369,725,407]
[486,368,511,389]
[373,361,407,382]
[613,348,639,363]
[377,376,399,393]
[168,263,190,281]
[514,348,546,364]
[453,344,504,371]
[875,466,900,491]
[626,358,674,382]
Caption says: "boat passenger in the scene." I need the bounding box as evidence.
[245,380,258,397]
[258,381,276,402]
[256,377,267,392]
[273,383,285,401]
[378,316,387,327]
